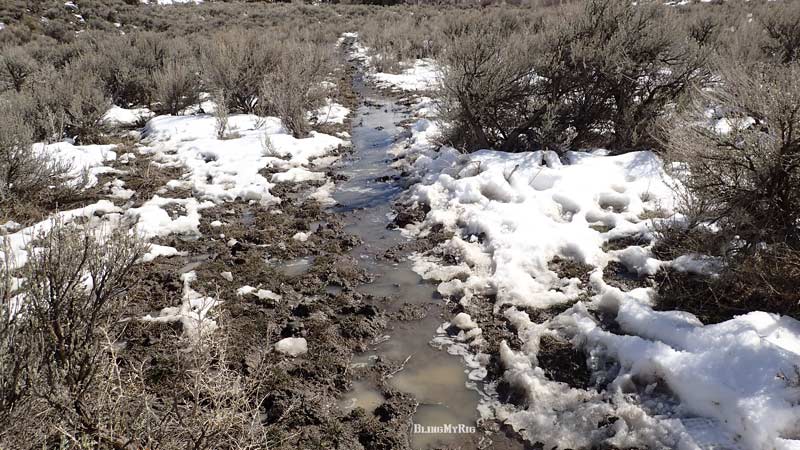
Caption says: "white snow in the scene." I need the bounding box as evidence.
[143,271,220,340]
[410,149,676,311]
[102,105,153,127]
[236,286,282,302]
[141,0,202,4]
[142,113,343,205]
[395,95,800,449]
[373,59,440,92]
[274,337,308,357]
[125,196,209,239]
[309,180,337,206]
[35,141,117,187]
[451,312,478,330]
[140,244,183,263]
[271,167,326,183]
[0,200,122,270]
[311,99,350,125]
[292,232,310,242]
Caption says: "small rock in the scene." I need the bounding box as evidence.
[220,271,233,282]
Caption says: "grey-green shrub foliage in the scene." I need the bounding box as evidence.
[439,0,710,153]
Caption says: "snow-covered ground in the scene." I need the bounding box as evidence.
[380,50,800,449]
[373,59,439,92]
[1,101,348,339]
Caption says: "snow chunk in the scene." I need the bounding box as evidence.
[451,312,478,330]
[236,286,282,302]
[292,232,309,242]
[274,337,307,357]
[271,167,325,183]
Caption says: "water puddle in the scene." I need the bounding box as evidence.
[340,380,385,414]
[333,71,481,449]
[279,256,314,277]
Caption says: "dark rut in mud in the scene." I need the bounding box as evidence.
[332,70,483,449]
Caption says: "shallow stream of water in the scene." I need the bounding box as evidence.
[332,72,481,449]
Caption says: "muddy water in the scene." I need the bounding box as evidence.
[333,73,481,449]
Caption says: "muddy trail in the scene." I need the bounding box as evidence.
[112,48,530,450]
[334,71,482,449]
[325,57,530,449]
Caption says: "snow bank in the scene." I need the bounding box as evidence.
[102,105,154,127]
[410,149,676,311]
[396,102,800,448]
[560,294,800,450]
[0,200,122,270]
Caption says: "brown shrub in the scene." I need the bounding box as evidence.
[0,46,37,93]
[201,29,281,114]
[0,103,74,210]
[758,1,800,64]
[666,62,800,249]
[260,40,333,138]
[660,60,800,320]
[153,58,200,116]
[0,223,147,446]
[439,1,710,153]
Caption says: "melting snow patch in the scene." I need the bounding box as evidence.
[143,271,220,340]
[311,99,350,125]
[395,108,800,450]
[237,286,282,302]
[35,141,117,187]
[102,105,154,127]
[373,59,440,92]
[0,200,122,269]
[142,114,342,205]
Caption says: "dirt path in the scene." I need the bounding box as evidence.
[109,45,530,450]
[327,52,529,450]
